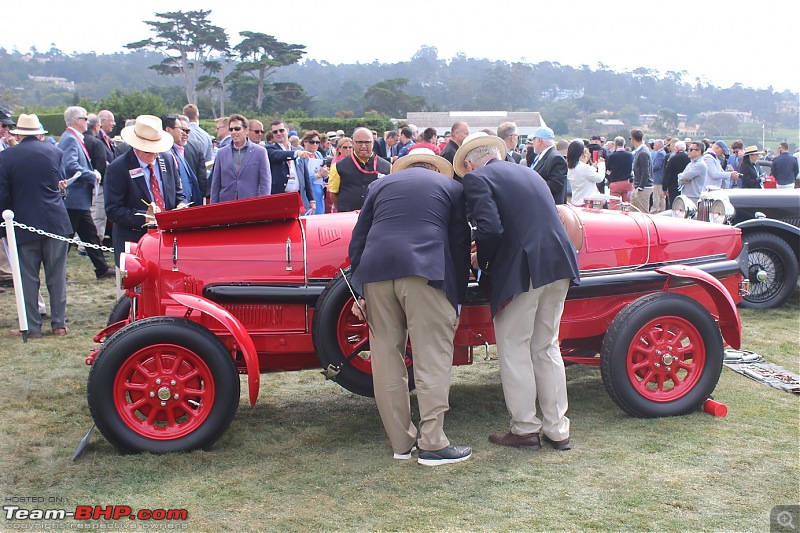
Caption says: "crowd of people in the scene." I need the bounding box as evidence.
[1,104,797,465]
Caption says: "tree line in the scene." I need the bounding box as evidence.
[0,10,795,142]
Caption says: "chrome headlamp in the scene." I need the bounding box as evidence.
[671,195,697,219]
[709,198,735,224]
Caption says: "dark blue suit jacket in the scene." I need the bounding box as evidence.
[104,148,185,265]
[532,147,568,204]
[463,158,580,316]
[0,138,72,245]
[348,168,470,311]
[266,143,313,203]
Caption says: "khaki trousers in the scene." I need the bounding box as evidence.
[650,186,666,213]
[493,278,570,440]
[0,238,11,280]
[631,186,653,214]
[364,276,457,454]
[90,184,107,241]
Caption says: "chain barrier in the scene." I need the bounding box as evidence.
[1,220,114,253]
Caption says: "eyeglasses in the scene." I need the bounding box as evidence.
[181,128,190,134]
[252,129,264,134]
[688,147,700,152]
[0,124,9,128]
[229,126,244,132]
[307,140,321,144]
[272,128,286,134]
[353,140,372,145]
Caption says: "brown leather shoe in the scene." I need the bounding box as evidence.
[52,327,69,336]
[489,431,541,450]
[10,329,42,339]
[542,434,571,450]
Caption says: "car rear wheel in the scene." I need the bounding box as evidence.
[740,232,798,309]
[312,271,414,397]
[87,317,240,453]
[600,293,723,417]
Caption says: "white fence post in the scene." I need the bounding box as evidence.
[2,210,30,342]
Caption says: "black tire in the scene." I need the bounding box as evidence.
[88,317,240,454]
[740,232,798,310]
[600,293,723,418]
[107,296,132,326]
[312,271,414,397]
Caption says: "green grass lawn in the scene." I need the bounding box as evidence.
[1,254,797,532]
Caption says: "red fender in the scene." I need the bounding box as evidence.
[655,265,741,350]
[168,292,260,407]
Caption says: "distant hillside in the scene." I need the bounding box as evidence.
[1,45,796,145]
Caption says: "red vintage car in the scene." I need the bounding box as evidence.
[86,193,748,454]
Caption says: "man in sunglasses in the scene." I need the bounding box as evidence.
[59,106,114,279]
[248,119,265,146]
[266,120,315,211]
[678,141,708,204]
[0,108,14,151]
[328,127,391,212]
[209,114,271,204]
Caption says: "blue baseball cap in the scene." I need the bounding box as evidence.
[531,126,554,141]
[714,140,729,155]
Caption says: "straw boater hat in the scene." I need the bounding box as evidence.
[10,114,47,136]
[743,145,761,156]
[120,115,174,153]
[453,132,507,177]
[391,147,454,178]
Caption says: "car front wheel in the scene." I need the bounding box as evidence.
[740,232,798,310]
[600,293,723,418]
[87,317,240,453]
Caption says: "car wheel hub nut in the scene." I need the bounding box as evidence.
[157,386,172,401]
[662,354,675,366]
[756,269,768,282]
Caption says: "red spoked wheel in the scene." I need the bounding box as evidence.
[625,316,705,402]
[334,298,372,376]
[601,293,723,417]
[88,317,240,454]
[313,270,414,397]
[114,344,216,441]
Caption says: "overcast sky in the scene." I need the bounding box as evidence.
[3,0,798,93]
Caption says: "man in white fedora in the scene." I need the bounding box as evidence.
[348,148,472,466]
[455,132,580,452]
[104,115,186,266]
[0,114,73,338]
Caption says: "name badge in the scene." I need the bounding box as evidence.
[130,168,145,179]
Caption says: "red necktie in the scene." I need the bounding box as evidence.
[148,164,165,210]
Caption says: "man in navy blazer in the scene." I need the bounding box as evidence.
[265,119,315,211]
[373,130,399,162]
[348,149,472,466]
[104,115,186,266]
[209,114,271,204]
[59,106,113,278]
[0,114,73,338]
[456,132,580,452]
[529,126,568,204]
